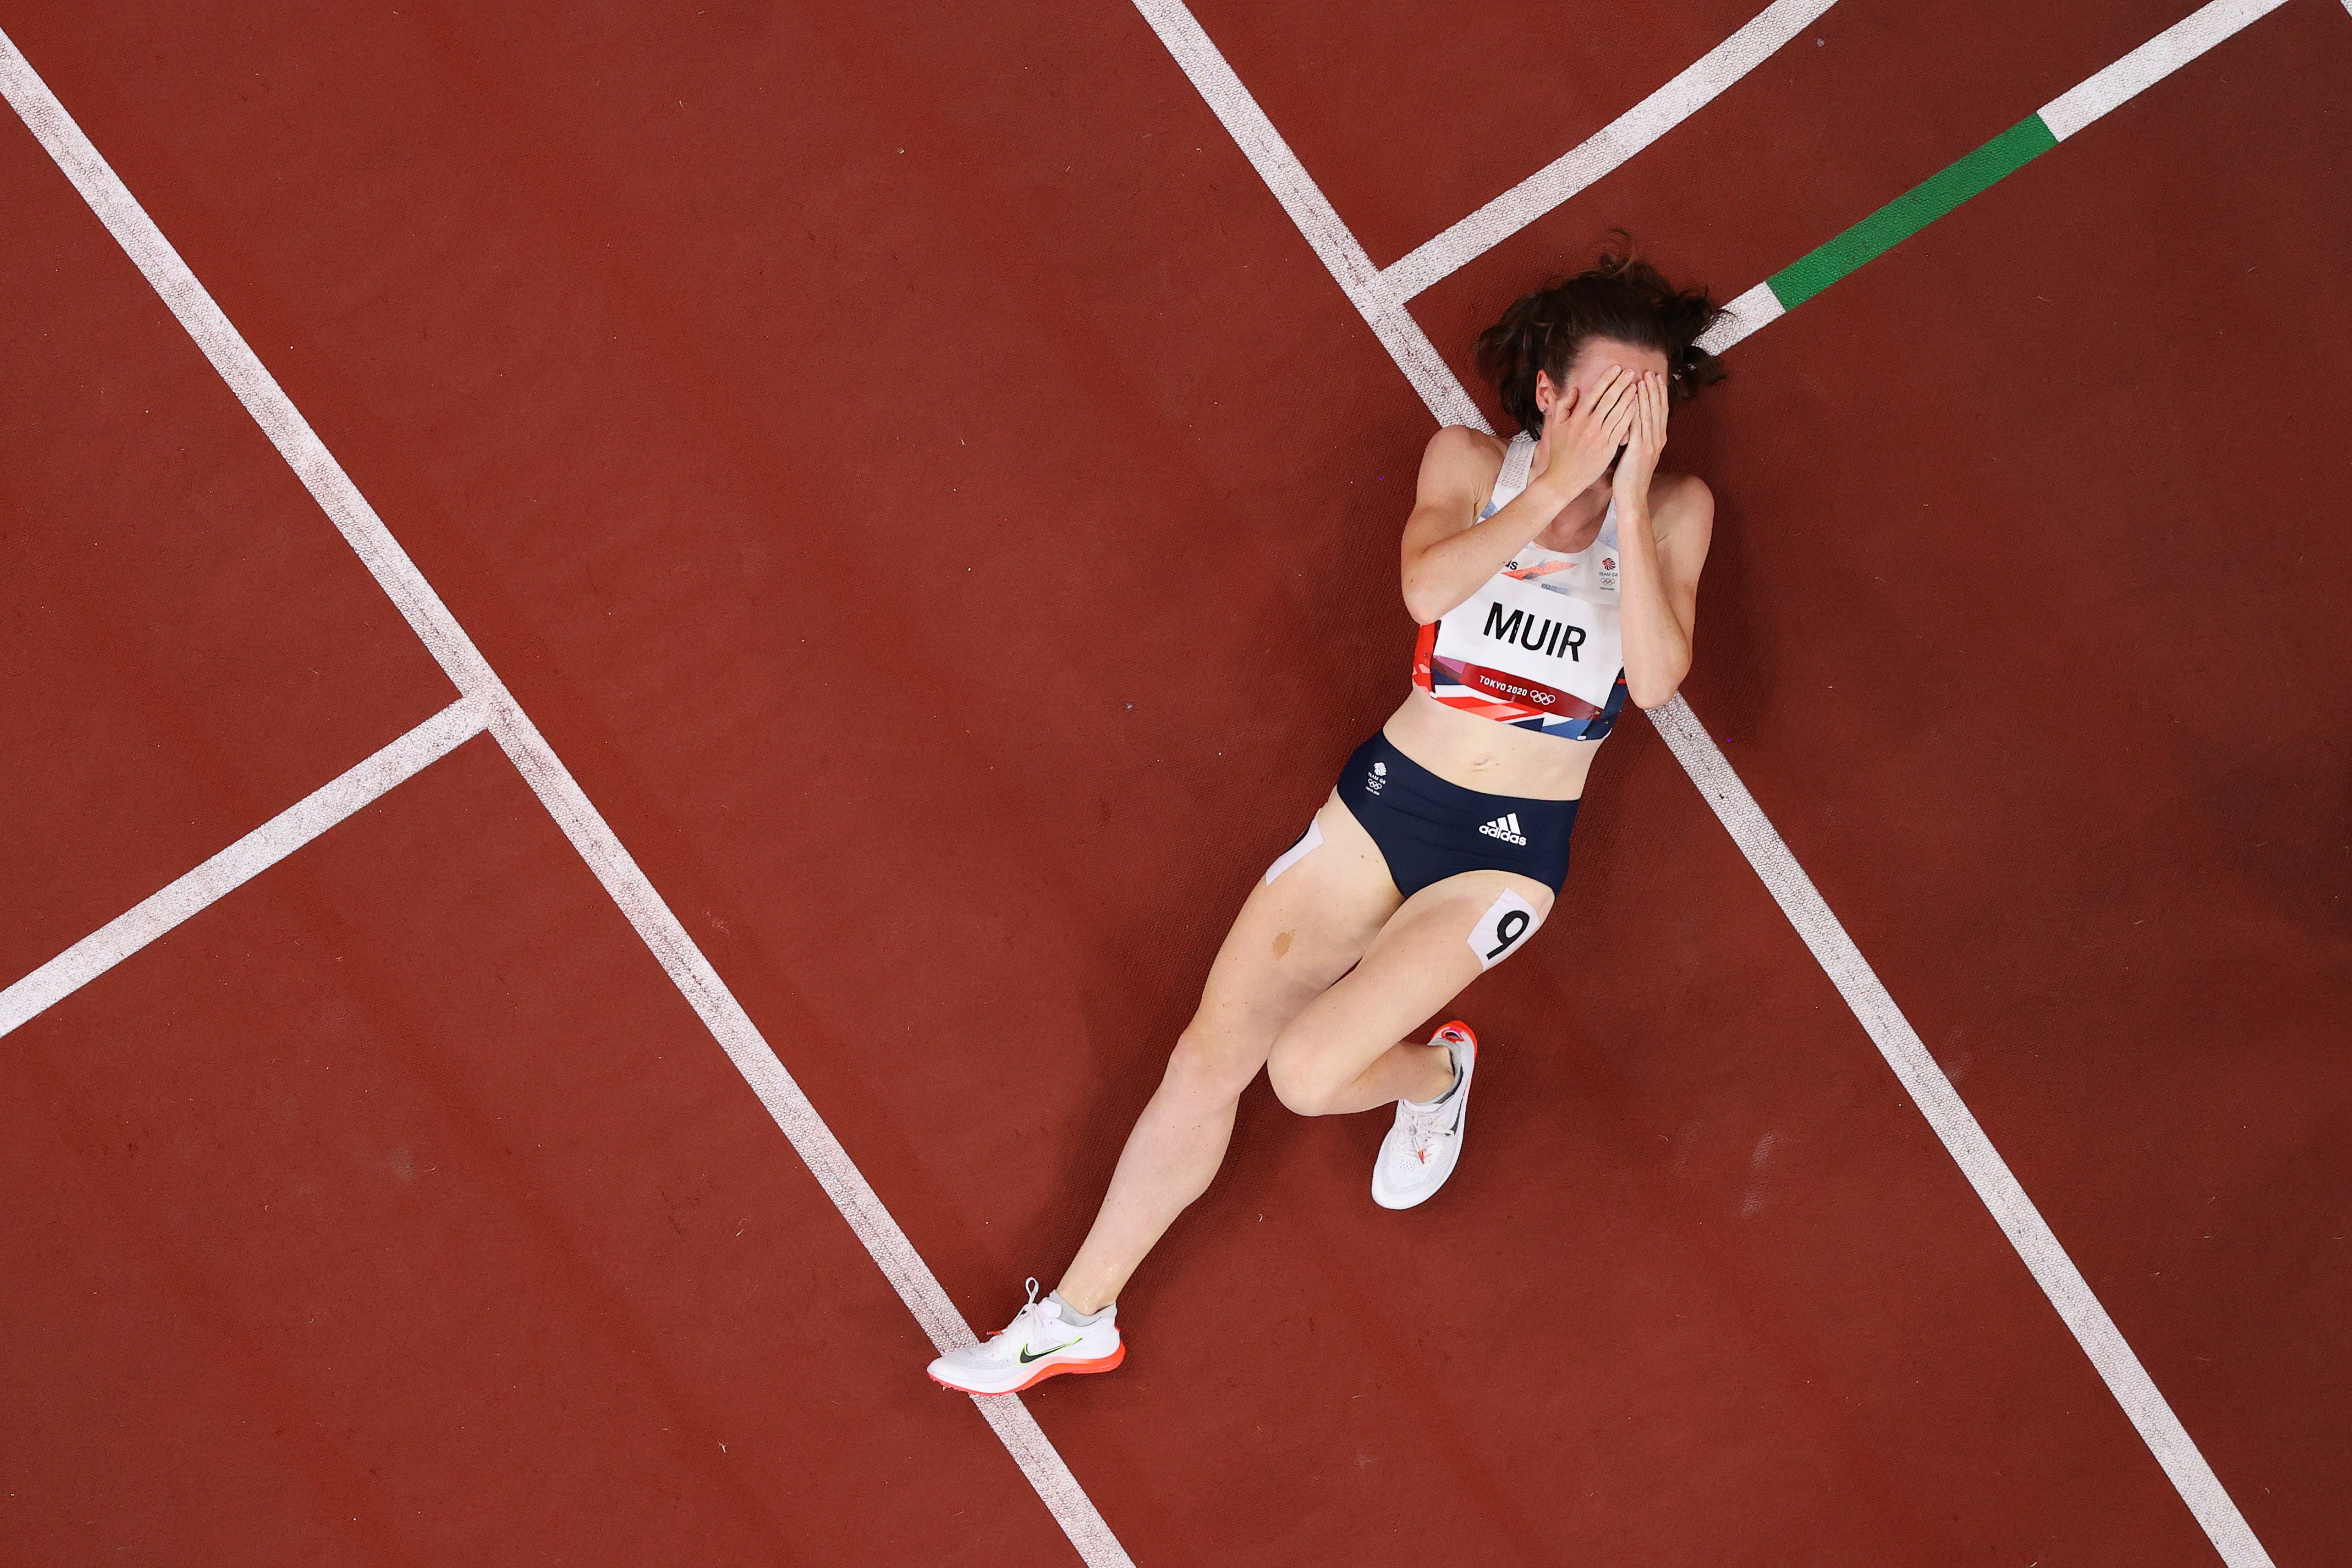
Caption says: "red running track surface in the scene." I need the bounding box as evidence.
[2,2,2346,1564]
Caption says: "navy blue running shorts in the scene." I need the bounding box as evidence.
[1332,731,1576,899]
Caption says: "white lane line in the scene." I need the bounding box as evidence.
[1126,0,1483,428]
[476,687,1133,1564]
[2039,0,2291,141]
[1698,0,2293,357]
[0,698,484,1040]
[0,29,1131,1567]
[1134,5,2277,1565]
[1645,703,2275,1568]
[1696,279,1784,356]
[1381,0,1840,304]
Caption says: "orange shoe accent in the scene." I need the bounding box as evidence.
[1008,1342,1124,1393]
[928,1342,1125,1396]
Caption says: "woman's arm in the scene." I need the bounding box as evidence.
[1397,428,1538,623]
[1400,368,1643,624]
[1610,374,1713,708]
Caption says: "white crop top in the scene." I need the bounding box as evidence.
[1410,432,1628,740]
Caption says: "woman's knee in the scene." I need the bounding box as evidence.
[1163,1024,1263,1105]
[1264,1028,1344,1118]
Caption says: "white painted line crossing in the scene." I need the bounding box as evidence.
[473,686,1128,1564]
[1126,0,1484,429]
[1133,3,2278,1563]
[1381,0,1840,304]
[0,27,1130,1567]
[0,698,485,1040]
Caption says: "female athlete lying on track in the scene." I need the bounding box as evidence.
[929,238,1724,1394]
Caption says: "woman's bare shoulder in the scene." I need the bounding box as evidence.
[1425,423,1507,471]
[1417,424,1508,505]
[1651,471,1714,518]
[1646,471,1716,549]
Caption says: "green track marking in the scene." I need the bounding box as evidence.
[1768,114,2059,310]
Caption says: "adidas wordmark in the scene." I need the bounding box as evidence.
[1478,813,1527,847]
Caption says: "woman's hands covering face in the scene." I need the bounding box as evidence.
[1610,370,1669,514]
[1532,364,1641,502]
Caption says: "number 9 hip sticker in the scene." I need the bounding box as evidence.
[1467,888,1540,970]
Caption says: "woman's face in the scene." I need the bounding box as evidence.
[1535,337,1671,419]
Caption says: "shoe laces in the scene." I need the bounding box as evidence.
[1399,1097,1450,1160]
[1397,1048,1461,1161]
[990,1277,1055,1349]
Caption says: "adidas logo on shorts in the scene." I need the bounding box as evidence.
[1478,812,1528,847]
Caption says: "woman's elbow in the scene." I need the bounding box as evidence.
[1627,658,1690,710]
[1628,678,1680,711]
[1400,577,1452,625]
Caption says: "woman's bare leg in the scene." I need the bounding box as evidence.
[1053,794,1401,1313]
[1264,866,1555,1118]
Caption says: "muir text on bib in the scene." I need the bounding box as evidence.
[1429,568,1622,719]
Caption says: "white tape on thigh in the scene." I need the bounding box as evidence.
[1468,888,1539,969]
[1264,818,1323,885]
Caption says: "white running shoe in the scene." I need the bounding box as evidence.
[926,1278,1125,1396]
[1371,1021,1478,1211]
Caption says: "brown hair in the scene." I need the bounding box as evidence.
[1473,231,1725,436]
